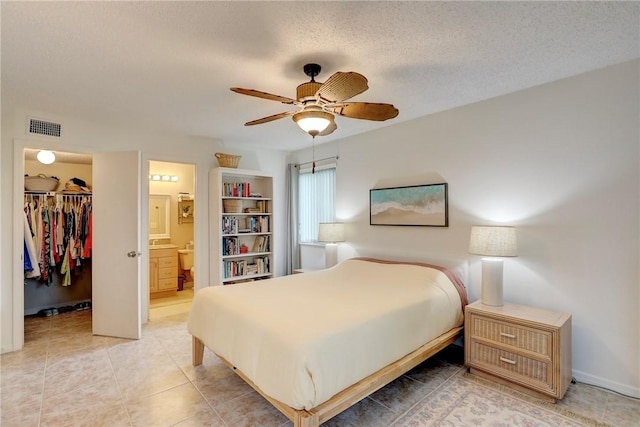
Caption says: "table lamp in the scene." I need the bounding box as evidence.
[468,225,518,306]
[318,222,345,268]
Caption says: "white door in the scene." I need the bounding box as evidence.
[92,151,141,339]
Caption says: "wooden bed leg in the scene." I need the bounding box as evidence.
[293,410,319,427]
[192,336,204,366]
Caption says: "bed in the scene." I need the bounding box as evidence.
[188,257,468,427]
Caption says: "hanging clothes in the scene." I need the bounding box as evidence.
[23,210,40,278]
[41,206,52,286]
[60,245,71,287]
[23,193,92,286]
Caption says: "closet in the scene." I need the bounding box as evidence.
[24,192,93,315]
[23,150,94,316]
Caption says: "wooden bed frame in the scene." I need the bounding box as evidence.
[192,326,463,427]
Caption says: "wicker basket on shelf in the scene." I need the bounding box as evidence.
[24,175,59,192]
[215,153,241,168]
[223,199,243,213]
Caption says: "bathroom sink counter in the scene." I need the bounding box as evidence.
[150,244,178,250]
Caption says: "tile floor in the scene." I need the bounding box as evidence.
[2,306,639,427]
[149,289,194,321]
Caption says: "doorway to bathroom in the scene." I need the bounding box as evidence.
[147,160,196,320]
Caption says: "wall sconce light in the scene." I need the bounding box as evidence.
[149,174,179,182]
[468,225,518,306]
[317,222,345,268]
[37,150,56,165]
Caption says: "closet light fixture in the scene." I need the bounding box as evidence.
[37,150,56,165]
[149,174,179,182]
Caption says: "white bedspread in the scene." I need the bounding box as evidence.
[187,258,465,410]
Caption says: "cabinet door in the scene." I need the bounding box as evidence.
[149,258,159,293]
[158,278,177,291]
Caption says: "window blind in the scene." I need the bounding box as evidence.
[298,167,336,242]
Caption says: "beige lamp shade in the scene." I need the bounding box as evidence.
[468,225,517,307]
[317,222,345,243]
[468,226,518,257]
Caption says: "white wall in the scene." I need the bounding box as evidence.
[288,60,640,397]
[1,108,288,353]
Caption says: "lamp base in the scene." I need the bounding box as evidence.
[481,258,504,306]
[324,243,338,269]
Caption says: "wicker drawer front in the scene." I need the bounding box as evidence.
[158,266,177,279]
[470,341,553,393]
[158,256,177,268]
[470,314,552,356]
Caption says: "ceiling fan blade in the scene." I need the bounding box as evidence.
[231,87,296,105]
[331,102,399,121]
[315,72,369,103]
[245,111,295,126]
[318,120,337,136]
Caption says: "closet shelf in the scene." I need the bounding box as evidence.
[25,191,92,196]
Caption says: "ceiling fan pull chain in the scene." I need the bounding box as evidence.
[312,136,316,174]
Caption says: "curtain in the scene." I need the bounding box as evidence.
[285,163,300,275]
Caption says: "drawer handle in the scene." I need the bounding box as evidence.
[500,332,517,339]
[499,356,516,365]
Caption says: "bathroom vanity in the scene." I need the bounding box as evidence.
[149,244,178,298]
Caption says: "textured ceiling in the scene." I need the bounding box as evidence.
[2,2,638,151]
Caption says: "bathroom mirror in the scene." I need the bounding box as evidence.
[149,194,171,239]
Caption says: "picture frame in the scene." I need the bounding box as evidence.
[370,183,448,227]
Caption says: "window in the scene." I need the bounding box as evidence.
[298,166,336,242]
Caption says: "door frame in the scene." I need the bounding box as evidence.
[143,156,198,320]
[11,139,204,352]
[11,139,149,349]
[12,138,97,349]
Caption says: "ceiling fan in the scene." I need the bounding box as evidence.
[230,63,399,137]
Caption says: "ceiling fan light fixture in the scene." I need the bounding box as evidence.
[36,150,56,164]
[293,109,333,136]
[232,63,398,136]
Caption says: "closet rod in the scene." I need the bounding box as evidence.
[24,192,92,197]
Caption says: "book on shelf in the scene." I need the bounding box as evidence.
[223,237,239,255]
[256,200,268,213]
[223,182,251,198]
[222,216,239,234]
[255,256,270,273]
[246,216,270,233]
[251,235,269,253]
[223,257,270,279]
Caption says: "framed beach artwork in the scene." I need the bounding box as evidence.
[370,183,448,227]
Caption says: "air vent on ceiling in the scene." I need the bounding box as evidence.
[27,118,62,138]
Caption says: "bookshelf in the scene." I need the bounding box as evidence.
[210,167,274,285]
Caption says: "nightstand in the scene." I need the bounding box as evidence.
[464,300,572,402]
